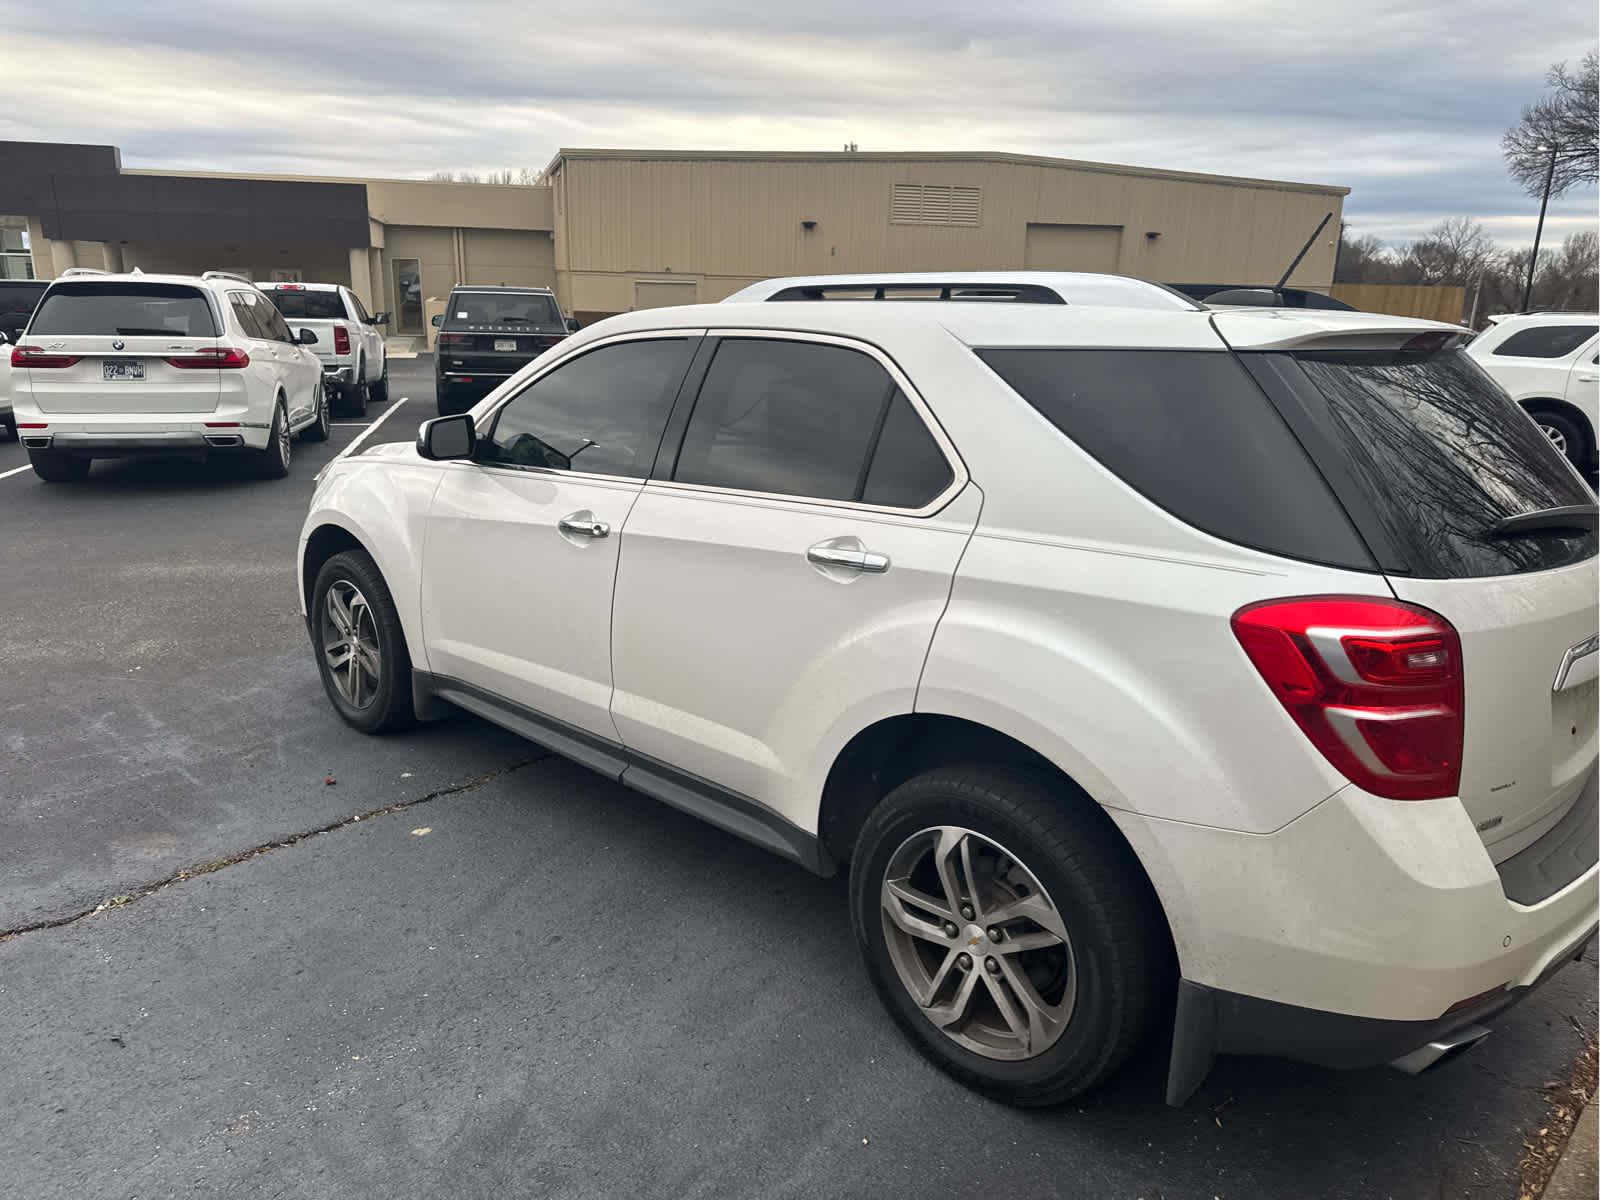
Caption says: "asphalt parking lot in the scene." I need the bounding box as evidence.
[1,355,1594,1200]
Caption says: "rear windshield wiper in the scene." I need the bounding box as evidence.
[114,327,183,336]
[1490,505,1599,538]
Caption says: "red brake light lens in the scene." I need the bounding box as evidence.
[436,333,470,346]
[333,325,351,355]
[1232,597,1464,801]
[12,345,82,368]
[165,348,250,369]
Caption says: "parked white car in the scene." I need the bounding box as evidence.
[299,272,1598,1107]
[1466,311,1599,471]
[257,282,389,417]
[0,331,13,439]
[12,270,328,481]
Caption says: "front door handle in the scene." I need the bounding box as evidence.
[558,511,610,539]
[1577,375,1598,383]
[807,544,890,573]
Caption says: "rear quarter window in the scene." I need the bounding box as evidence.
[974,348,1375,569]
[29,283,219,338]
[1492,325,1599,359]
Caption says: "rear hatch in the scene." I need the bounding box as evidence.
[260,287,348,366]
[1233,325,1597,861]
[19,281,222,414]
[437,290,567,378]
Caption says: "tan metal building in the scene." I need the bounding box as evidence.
[2,141,1348,343]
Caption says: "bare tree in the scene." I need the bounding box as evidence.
[1502,49,1598,197]
[1399,217,1497,286]
[1334,224,1396,283]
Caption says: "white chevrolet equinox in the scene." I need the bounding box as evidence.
[298,272,1599,1106]
[13,270,329,481]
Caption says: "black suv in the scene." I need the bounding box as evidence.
[432,286,576,415]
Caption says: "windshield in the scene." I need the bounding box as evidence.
[28,283,219,338]
[264,289,347,320]
[444,292,561,328]
[1289,347,1596,578]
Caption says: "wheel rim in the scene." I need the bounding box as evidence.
[276,406,291,467]
[322,580,382,708]
[880,825,1077,1061]
[316,386,328,433]
[1539,422,1569,455]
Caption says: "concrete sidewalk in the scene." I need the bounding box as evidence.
[1543,1101,1597,1199]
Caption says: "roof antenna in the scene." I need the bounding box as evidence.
[1275,211,1334,290]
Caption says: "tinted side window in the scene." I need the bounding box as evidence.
[30,283,219,337]
[228,292,267,340]
[1493,325,1598,358]
[257,298,294,343]
[484,338,694,477]
[673,339,900,503]
[348,291,370,322]
[861,392,954,508]
[976,348,1374,569]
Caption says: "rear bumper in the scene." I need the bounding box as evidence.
[1166,929,1593,1103]
[19,420,272,455]
[323,365,354,386]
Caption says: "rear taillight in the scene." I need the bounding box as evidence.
[436,333,470,346]
[12,345,81,368]
[1232,596,1464,801]
[333,325,351,355]
[165,348,250,369]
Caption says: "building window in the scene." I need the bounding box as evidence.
[890,183,982,227]
[0,226,34,279]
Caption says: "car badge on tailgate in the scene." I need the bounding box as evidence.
[111,339,125,350]
[1554,633,1600,692]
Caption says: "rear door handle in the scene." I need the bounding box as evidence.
[807,544,890,573]
[558,511,610,539]
[1577,375,1598,383]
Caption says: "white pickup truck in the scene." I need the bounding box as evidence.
[257,283,390,417]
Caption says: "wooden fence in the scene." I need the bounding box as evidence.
[1329,284,1467,325]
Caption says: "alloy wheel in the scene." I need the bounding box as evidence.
[276,404,292,469]
[1540,422,1568,455]
[879,825,1077,1061]
[322,579,383,708]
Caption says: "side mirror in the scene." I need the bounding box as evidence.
[565,317,580,332]
[372,312,390,326]
[416,413,476,461]
[430,313,444,328]
[298,328,319,345]
[0,331,9,346]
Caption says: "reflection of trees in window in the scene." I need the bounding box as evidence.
[1296,350,1594,578]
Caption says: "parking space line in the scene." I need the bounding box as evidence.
[334,398,411,462]
[0,463,32,481]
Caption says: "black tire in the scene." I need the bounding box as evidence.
[849,766,1167,1107]
[28,449,91,482]
[1525,406,1589,470]
[436,381,462,417]
[370,357,389,404]
[310,549,417,734]
[251,399,291,479]
[1,415,15,441]
[341,362,369,418]
[300,382,330,443]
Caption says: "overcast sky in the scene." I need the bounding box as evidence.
[5,0,1595,249]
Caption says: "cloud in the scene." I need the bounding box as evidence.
[2,0,1594,248]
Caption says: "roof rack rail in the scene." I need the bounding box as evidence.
[58,267,110,278]
[764,281,1068,304]
[202,270,257,287]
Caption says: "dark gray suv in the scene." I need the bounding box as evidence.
[432,286,576,415]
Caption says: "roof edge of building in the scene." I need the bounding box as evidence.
[543,147,1351,196]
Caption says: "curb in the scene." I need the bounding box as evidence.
[1542,1100,1597,1199]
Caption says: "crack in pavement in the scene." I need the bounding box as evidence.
[0,755,547,943]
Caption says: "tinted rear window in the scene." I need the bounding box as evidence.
[29,283,219,337]
[445,292,560,328]
[1287,349,1595,578]
[263,289,347,320]
[975,348,1374,569]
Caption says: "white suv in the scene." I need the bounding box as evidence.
[1466,312,1599,471]
[12,269,329,481]
[298,273,1598,1106]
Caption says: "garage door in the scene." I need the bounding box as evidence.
[634,280,698,310]
[1024,224,1124,273]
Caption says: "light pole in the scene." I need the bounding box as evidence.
[1520,142,1559,312]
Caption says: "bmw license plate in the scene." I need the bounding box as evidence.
[494,339,517,352]
[103,359,145,381]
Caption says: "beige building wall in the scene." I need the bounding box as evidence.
[551,152,1347,319]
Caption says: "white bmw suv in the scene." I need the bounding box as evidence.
[12,269,329,481]
[298,272,1598,1106]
